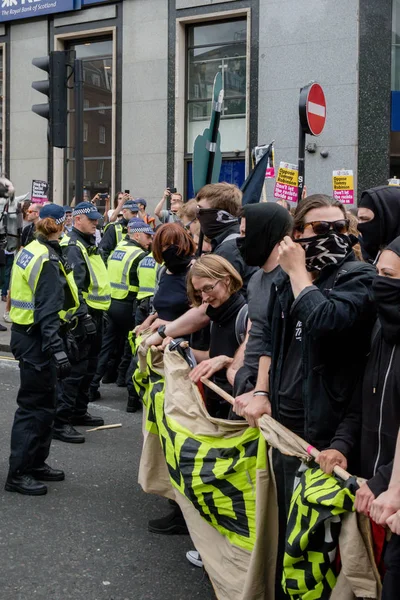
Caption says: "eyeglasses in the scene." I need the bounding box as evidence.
[302,219,350,235]
[194,281,221,296]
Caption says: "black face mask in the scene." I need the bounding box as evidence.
[297,232,352,272]
[372,276,400,344]
[197,208,238,240]
[357,220,380,262]
[236,203,293,267]
[162,245,192,274]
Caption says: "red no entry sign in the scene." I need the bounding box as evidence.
[299,82,326,136]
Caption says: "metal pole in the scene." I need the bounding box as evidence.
[74,59,84,204]
[297,122,306,203]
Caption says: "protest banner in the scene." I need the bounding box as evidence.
[31,179,48,204]
[274,162,298,203]
[134,340,380,600]
[332,170,354,204]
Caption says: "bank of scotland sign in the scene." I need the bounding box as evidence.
[0,0,80,21]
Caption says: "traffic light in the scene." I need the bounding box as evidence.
[32,51,69,148]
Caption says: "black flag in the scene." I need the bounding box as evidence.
[241,143,273,205]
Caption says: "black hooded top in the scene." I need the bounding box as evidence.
[240,202,293,268]
[358,185,400,261]
[357,235,400,494]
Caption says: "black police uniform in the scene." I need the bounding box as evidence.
[99,218,128,263]
[55,228,105,442]
[90,236,147,394]
[6,237,71,494]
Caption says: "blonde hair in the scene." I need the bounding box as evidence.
[187,254,242,306]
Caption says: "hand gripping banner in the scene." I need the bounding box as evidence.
[133,341,381,600]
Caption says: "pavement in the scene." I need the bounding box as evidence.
[0,359,215,600]
[0,308,11,352]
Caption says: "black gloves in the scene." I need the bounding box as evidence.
[53,351,71,379]
[65,331,80,364]
[82,314,97,337]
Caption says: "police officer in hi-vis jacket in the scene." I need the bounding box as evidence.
[54,202,111,444]
[90,218,154,400]
[5,204,79,496]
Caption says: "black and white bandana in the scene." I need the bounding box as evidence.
[298,232,352,272]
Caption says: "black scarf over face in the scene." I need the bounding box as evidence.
[236,203,293,267]
[372,235,400,344]
[358,186,400,261]
[197,208,238,240]
[298,232,353,272]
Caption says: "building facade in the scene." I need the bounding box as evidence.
[0,0,394,209]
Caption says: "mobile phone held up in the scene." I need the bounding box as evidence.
[169,187,177,194]
[124,189,130,195]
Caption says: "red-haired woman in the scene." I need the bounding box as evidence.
[139,223,196,330]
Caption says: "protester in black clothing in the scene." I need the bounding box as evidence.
[195,182,258,298]
[324,238,400,515]
[312,236,400,600]
[187,255,246,418]
[99,199,139,262]
[357,185,400,262]
[139,224,195,537]
[89,218,153,399]
[229,203,293,400]
[21,203,41,247]
[235,194,376,599]
[139,223,196,335]
[5,204,76,496]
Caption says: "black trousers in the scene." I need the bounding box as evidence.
[272,448,302,600]
[382,533,400,599]
[56,311,103,424]
[9,329,57,475]
[91,299,135,390]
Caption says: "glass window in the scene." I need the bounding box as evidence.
[99,125,106,144]
[186,19,247,153]
[66,38,113,208]
[393,0,400,89]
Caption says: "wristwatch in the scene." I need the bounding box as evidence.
[157,324,167,339]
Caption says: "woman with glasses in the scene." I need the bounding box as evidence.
[236,194,376,599]
[187,254,247,419]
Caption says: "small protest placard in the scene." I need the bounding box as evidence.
[332,170,354,204]
[31,180,48,204]
[265,146,275,179]
[274,162,298,202]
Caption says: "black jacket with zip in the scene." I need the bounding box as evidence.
[264,253,376,451]
[358,329,400,495]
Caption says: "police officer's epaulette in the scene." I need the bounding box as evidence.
[49,251,61,263]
